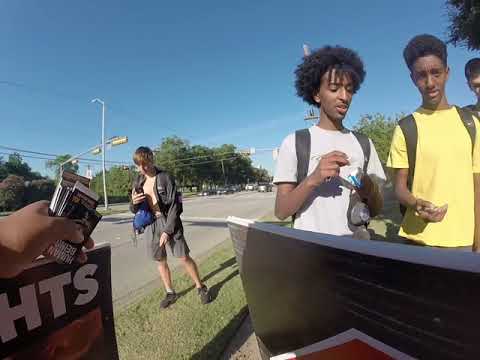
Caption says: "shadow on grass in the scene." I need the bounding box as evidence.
[190,305,249,360]
[176,257,238,300]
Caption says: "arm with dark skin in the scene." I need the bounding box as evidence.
[393,168,447,222]
[275,151,349,220]
[473,174,480,252]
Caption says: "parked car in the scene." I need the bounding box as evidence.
[245,183,257,191]
[198,189,216,196]
[258,183,273,192]
[217,187,235,195]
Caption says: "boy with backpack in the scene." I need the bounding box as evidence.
[464,58,480,117]
[130,146,211,308]
[274,45,386,238]
[387,34,480,250]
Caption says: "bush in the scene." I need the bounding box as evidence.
[0,175,25,211]
[24,179,56,205]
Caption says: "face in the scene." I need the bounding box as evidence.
[135,161,154,175]
[313,68,354,122]
[468,74,480,102]
[411,55,449,109]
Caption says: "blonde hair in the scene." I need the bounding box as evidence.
[133,146,154,166]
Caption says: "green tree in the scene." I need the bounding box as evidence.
[91,166,135,203]
[154,136,192,185]
[0,175,25,211]
[46,154,79,180]
[0,156,8,181]
[252,167,271,183]
[353,113,402,164]
[446,0,480,50]
[4,153,42,181]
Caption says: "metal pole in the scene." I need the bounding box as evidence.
[221,159,226,186]
[101,101,108,210]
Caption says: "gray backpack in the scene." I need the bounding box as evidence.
[397,106,476,216]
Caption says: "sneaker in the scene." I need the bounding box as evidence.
[198,285,212,305]
[160,292,177,309]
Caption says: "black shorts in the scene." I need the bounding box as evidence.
[144,217,189,261]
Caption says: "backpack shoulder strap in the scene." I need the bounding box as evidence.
[456,106,476,156]
[351,131,371,174]
[398,114,417,191]
[295,128,311,185]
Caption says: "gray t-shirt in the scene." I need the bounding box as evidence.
[273,126,386,236]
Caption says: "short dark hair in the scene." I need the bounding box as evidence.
[465,58,480,80]
[403,34,447,71]
[133,146,154,166]
[294,46,366,107]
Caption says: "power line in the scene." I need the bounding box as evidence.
[0,145,130,165]
[175,155,241,168]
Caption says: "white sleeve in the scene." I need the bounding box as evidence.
[366,139,387,185]
[273,133,297,184]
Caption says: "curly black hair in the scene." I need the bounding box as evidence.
[294,46,366,107]
[403,34,447,71]
[465,58,480,80]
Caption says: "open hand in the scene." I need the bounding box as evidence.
[415,199,448,223]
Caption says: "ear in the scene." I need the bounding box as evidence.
[445,66,450,81]
[313,91,321,105]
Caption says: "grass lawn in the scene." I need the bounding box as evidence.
[115,241,247,360]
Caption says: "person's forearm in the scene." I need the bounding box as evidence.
[395,185,417,209]
[473,175,480,250]
[275,177,317,220]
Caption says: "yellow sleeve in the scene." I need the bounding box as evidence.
[387,125,409,168]
[473,116,480,173]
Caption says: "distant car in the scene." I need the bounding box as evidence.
[217,187,235,195]
[199,190,215,196]
[245,184,256,191]
[258,183,272,192]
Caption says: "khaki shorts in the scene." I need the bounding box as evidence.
[144,217,189,261]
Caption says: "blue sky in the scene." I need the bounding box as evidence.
[0,0,478,178]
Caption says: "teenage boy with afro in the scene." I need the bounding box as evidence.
[387,34,480,250]
[274,45,386,237]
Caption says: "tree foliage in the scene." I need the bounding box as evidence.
[446,0,480,50]
[0,175,26,211]
[353,113,403,164]
[46,154,79,180]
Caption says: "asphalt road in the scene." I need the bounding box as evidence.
[92,191,275,308]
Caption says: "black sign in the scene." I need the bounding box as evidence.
[229,217,480,360]
[0,243,118,360]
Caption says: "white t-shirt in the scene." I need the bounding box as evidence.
[273,126,386,236]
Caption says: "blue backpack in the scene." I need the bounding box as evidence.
[133,201,155,241]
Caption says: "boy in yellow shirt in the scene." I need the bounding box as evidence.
[387,34,480,250]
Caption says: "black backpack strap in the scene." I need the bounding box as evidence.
[351,131,371,174]
[456,106,476,156]
[295,129,311,185]
[398,114,417,217]
[398,115,417,192]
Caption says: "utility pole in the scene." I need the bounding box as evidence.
[221,159,226,186]
[92,98,108,210]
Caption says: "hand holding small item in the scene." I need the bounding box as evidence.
[415,199,448,223]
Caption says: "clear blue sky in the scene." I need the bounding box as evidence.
[0,0,478,178]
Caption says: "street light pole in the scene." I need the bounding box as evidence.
[92,98,108,210]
